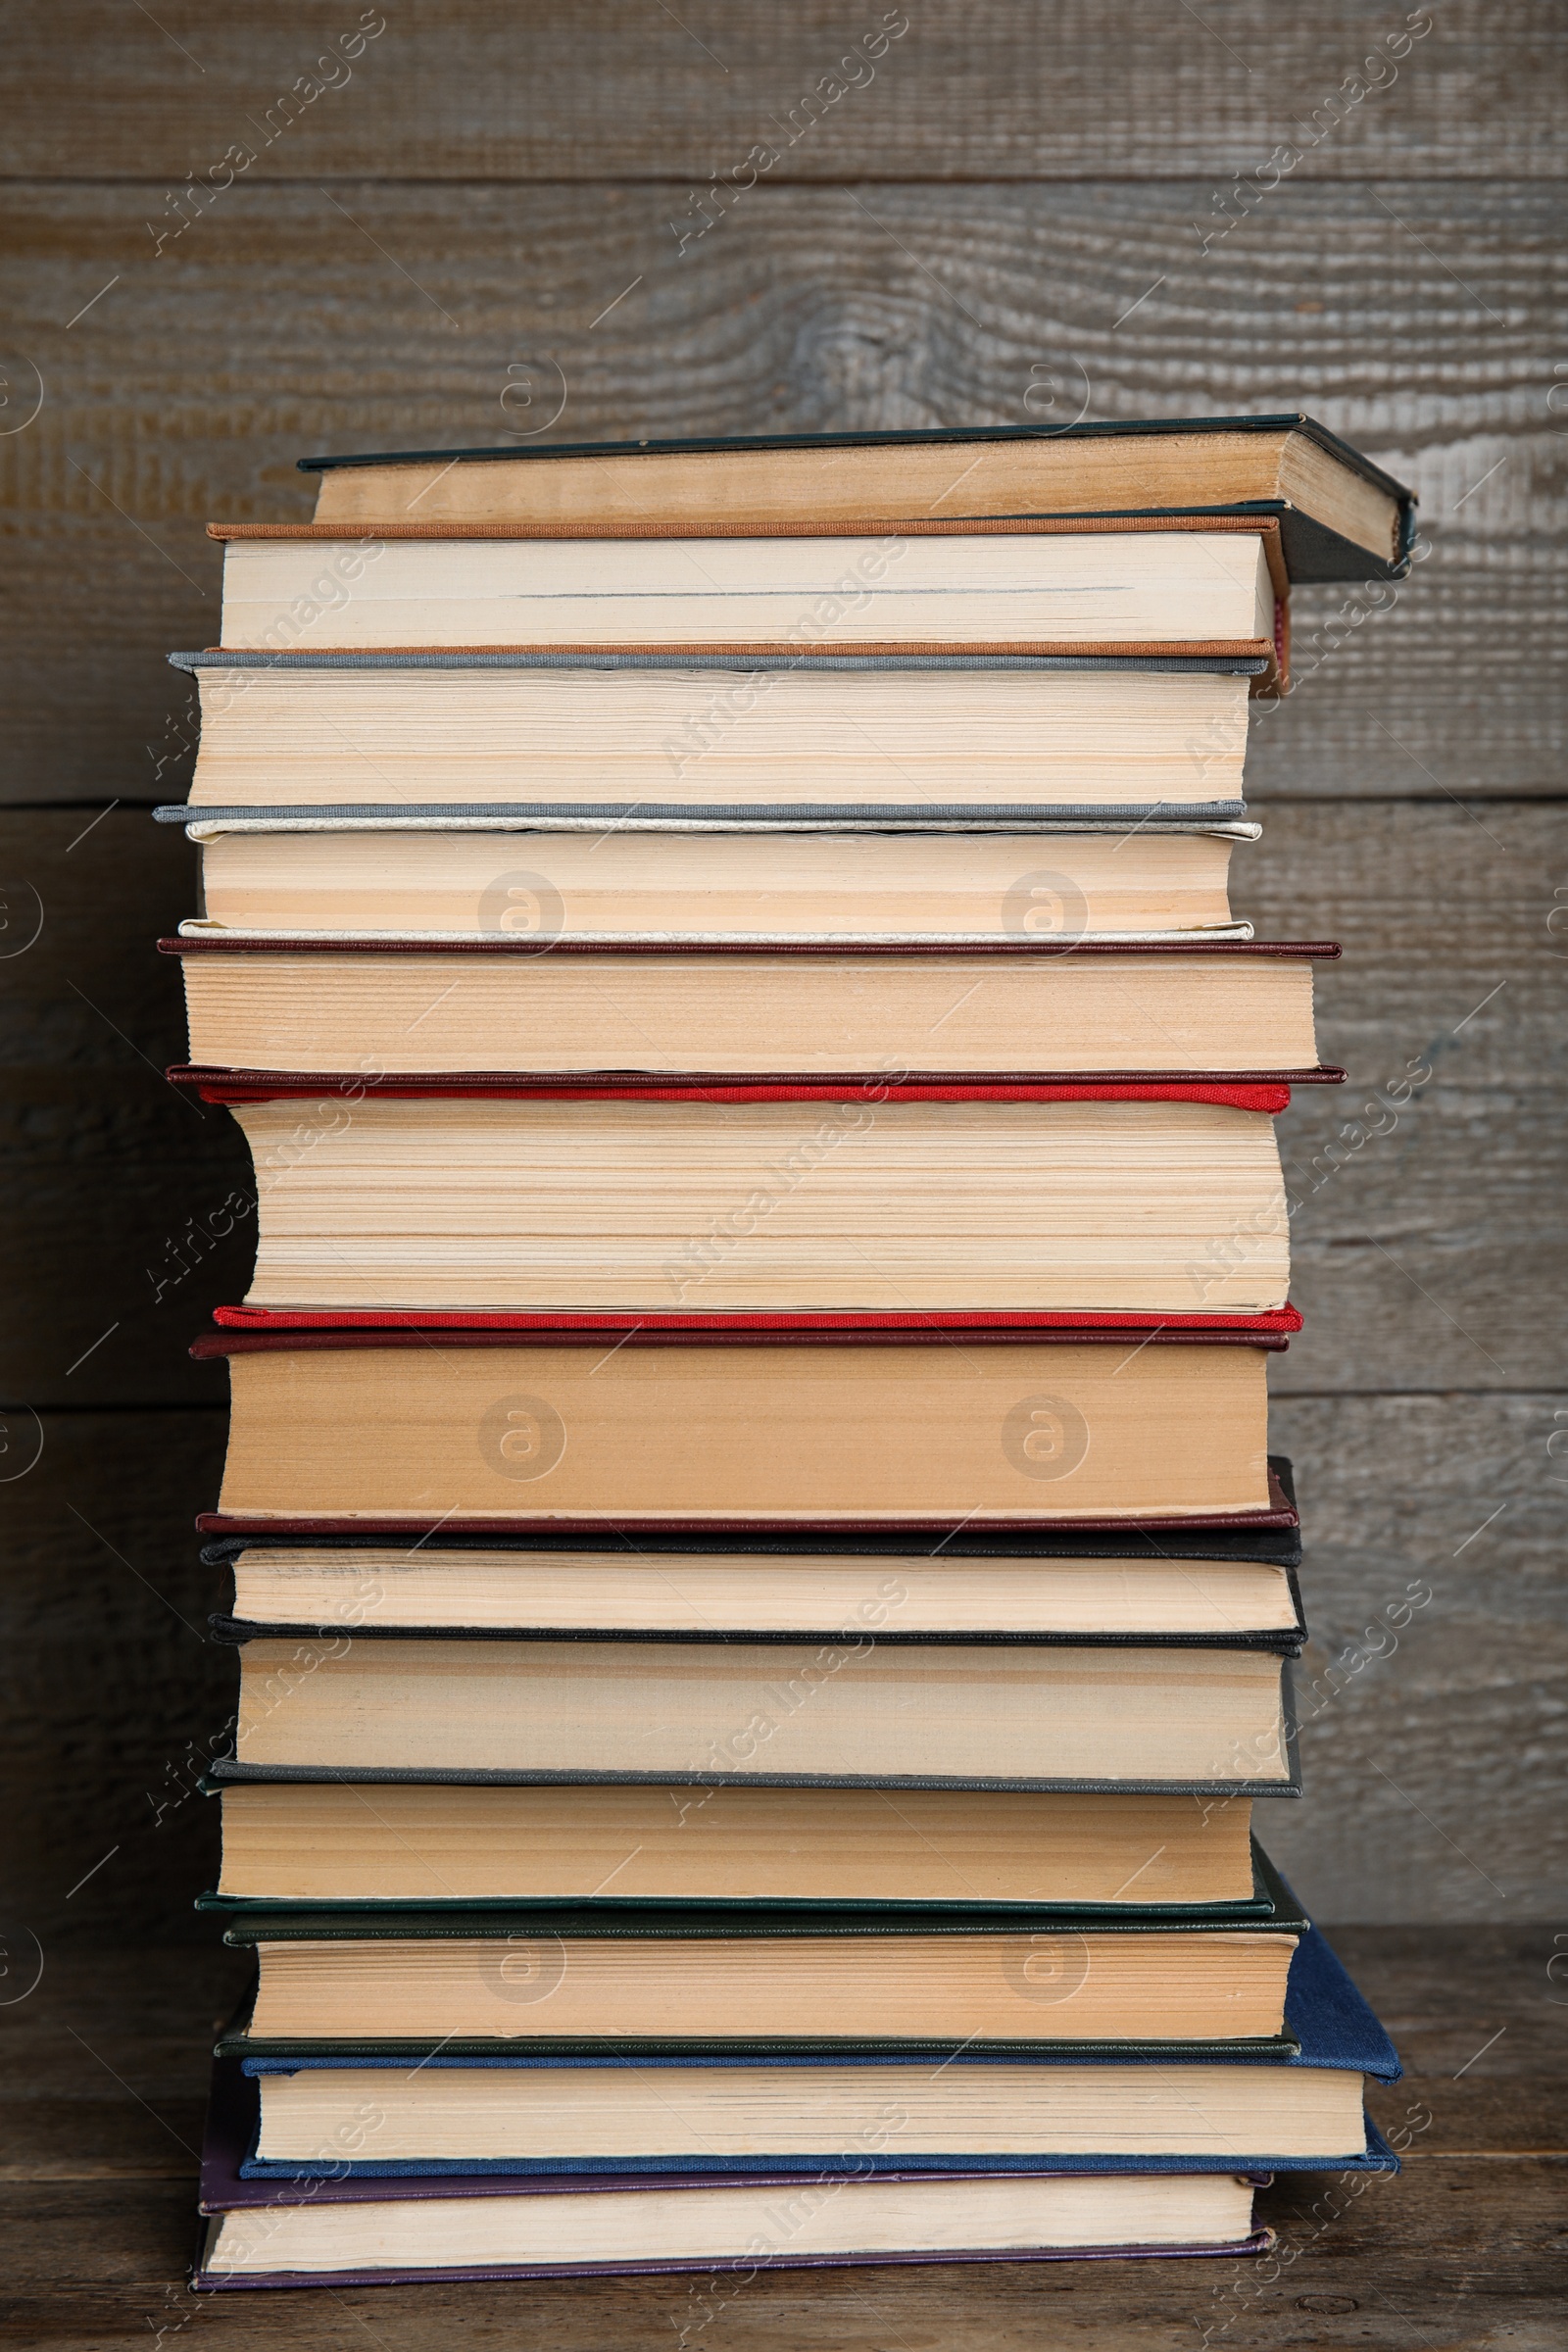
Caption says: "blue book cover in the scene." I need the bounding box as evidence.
[238,1919,1400,2180]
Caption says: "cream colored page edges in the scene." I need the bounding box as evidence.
[305,433,1383,568]
[248,1929,1294,2041]
[188,666,1251,809]
[198,822,1239,929]
[182,953,1318,1074]
[206,2170,1255,2270]
[307,431,1296,525]
[236,1096,1290,1313]
[233,1638,1289,1781]
[254,2059,1364,2160]
[230,1549,1300,1635]
[218,532,1271,651]
[215,1781,1255,1903]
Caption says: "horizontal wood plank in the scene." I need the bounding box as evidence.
[0,4,1559,182]
[1324,1925,1568,2082]
[1,182,1564,800]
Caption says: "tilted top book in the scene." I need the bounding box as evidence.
[295,415,1414,582]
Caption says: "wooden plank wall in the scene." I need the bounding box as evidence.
[2,2,1563,1947]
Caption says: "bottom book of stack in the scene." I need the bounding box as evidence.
[193,1898,1398,2288]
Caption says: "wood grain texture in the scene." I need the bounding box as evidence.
[0,1413,232,1951]
[1245,799,1566,1394]
[0,812,255,1405]
[3,180,1566,799]
[0,3,1559,182]
[1259,1395,1567,1922]
[0,1936,1560,2351]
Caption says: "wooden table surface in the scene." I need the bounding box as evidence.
[3,1927,1562,2349]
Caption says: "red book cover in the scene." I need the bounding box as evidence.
[171,1072,1316,1108]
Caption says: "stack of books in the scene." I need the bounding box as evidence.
[159,416,1411,2292]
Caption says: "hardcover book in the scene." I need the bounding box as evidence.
[208,514,1287,665]
[211,1620,1301,1794]
[162,936,1339,1081]
[298,414,1414,581]
[196,1083,1298,1317]
[160,652,1269,827]
[191,1321,1293,1535]
[216,1847,1311,2057]
[178,819,1260,937]
[203,1782,1274,1913]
